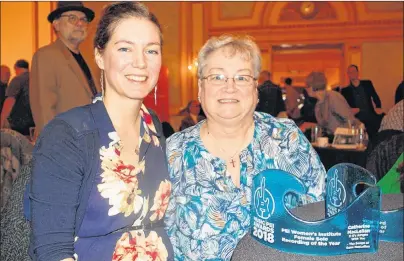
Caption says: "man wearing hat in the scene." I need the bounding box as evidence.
[30,1,99,134]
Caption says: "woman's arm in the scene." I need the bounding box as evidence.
[30,119,85,261]
[164,133,184,254]
[330,92,363,127]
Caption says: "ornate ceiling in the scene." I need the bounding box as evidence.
[208,1,403,29]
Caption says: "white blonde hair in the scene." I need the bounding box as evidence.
[306,71,327,91]
[197,34,262,79]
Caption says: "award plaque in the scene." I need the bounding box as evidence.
[325,164,404,243]
[250,168,381,255]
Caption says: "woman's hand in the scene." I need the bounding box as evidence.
[299,122,317,132]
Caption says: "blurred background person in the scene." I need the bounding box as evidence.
[284,77,301,120]
[256,70,287,118]
[1,59,34,136]
[178,99,204,131]
[306,71,362,137]
[0,65,11,115]
[341,64,383,141]
[395,80,404,105]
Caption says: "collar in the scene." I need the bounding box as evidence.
[90,99,160,137]
[139,104,160,137]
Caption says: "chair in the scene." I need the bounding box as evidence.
[0,129,33,261]
[1,129,33,211]
[366,133,404,181]
[0,160,32,261]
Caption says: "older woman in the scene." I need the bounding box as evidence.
[165,35,326,260]
[306,71,363,135]
[30,2,173,261]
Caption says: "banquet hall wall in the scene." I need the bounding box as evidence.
[1,1,402,115]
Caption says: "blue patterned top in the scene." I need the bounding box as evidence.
[165,112,326,260]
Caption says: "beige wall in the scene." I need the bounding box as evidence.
[1,2,35,78]
[144,2,180,111]
[80,1,181,114]
[362,41,404,112]
[1,2,53,79]
[1,1,402,115]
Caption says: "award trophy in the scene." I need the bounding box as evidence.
[325,164,404,243]
[250,168,381,255]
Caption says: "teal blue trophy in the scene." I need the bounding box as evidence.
[250,168,381,255]
[325,164,403,243]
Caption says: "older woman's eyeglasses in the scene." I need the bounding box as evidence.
[201,74,256,87]
[60,14,89,25]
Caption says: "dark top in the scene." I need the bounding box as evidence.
[395,81,404,104]
[352,84,372,113]
[29,100,173,261]
[341,80,381,115]
[256,80,286,117]
[5,72,34,135]
[300,89,318,123]
[69,50,97,97]
[0,82,7,114]
[179,114,205,131]
[6,72,29,98]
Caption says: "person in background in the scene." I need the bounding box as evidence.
[378,100,403,133]
[162,121,175,138]
[300,87,318,124]
[30,1,99,134]
[341,64,382,140]
[165,34,325,260]
[1,60,35,135]
[179,99,204,131]
[29,2,173,260]
[305,71,362,136]
[284,77,301,120]
[394,80,404,105]
[255,70,287,117]
[0,65,11,115]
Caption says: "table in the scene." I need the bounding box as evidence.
[313,145,368,170]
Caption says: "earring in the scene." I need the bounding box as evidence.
[198,96,201,102]
[154,85,157,105]
[100,70,105,99]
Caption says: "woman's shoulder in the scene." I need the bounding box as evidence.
[39,103,97,144]
[254,111,298,131]
[167,121,203,150]
[327,90,348,103]
[53,104,96,133]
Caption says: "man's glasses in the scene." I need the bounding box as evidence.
[60,14,89,25]
[201,74,256,87]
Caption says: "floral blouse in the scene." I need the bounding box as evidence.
[165,112,326,260]
[73,100,173,260]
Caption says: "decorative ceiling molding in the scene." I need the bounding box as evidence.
[365,2,403,13]
[209,2,266,29]
[356,2,403,21]
[278,2,337,22]
[263,1,354,26]
[218,2,255,20]
[208,21,403,46]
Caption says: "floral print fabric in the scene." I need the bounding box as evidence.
[73,100,173,261]
[165,112,326,260]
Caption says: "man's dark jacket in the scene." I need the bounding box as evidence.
[256,81,286,117]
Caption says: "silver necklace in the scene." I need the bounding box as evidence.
[206,123,249,167]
